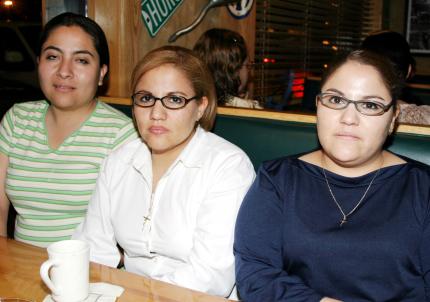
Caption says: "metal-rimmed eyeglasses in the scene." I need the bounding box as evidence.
[131,92,199,110]
[316,93,394,116]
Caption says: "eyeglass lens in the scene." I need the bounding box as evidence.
[318,93,391,116]
[132,93,196,110]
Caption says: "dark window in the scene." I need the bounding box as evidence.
[0,27,35,71]
[19,25,42,54]
[254,0,376,111]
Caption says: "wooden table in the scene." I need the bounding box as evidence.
[0,238,231,301]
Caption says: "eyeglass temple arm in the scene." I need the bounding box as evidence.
[168,0,238,43]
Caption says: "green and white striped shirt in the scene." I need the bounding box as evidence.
[0,100,138,247]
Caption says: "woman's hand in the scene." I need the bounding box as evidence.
[321,298,343,302]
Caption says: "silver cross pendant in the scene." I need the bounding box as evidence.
[340,218,347,227]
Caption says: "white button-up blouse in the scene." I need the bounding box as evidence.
[73,127,255,297]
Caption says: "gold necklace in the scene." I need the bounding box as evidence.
[322,158,383,227]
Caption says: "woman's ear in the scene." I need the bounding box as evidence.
[98,64,108,86]
[389,103,400,135]
[406,64,413,80]
[197,96,209,121]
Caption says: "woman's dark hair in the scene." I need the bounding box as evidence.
[321,49,404,107]
[193,28,247,105]
[361,31,415,80]
[38,12,109,71]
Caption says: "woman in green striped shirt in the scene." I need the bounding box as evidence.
[0,13,137,247]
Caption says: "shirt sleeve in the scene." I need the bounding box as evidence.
[0,106,16,156]
[422,197,430,301]
[157,152,255,297]
[72,157,121,267]
[111,121,138,151]
[234,165,324,302]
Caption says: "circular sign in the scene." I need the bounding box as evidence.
[227,0,254,19]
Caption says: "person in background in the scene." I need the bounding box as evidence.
[0,13,138,246]
[362,30,430,125]
[193,28,262,109]
[234,50,430,301]
[73,46,255,297]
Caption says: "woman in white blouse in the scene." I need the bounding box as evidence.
[73,46,255,297]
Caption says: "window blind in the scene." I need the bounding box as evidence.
[253,0,377,109]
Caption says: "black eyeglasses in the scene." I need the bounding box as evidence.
[131,92,199,110]
[316,93,394,116]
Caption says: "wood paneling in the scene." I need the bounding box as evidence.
[88,0,256,97]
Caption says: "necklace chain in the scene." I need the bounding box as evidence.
[322,158,383,227]
[142,193,155,231]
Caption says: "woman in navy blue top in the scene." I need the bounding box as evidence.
[234,50,430,302]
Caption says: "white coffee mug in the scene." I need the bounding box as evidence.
[40,240,89,302]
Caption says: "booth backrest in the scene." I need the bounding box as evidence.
[213,108,430,168]
[100,97,430,169]
[213,114,319,167]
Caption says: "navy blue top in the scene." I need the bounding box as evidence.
[234,155,430,302]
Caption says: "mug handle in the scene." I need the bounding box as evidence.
[40,259,61,295]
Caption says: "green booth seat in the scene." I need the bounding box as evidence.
[212,115,319,168]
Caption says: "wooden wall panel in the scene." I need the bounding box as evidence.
[88,0,256,98]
